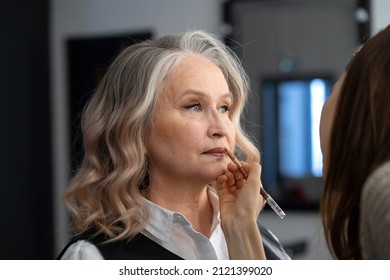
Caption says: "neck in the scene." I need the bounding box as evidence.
[146,182,214,238]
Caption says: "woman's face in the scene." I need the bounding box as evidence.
[146,54,235,185]
[319,72,345,178]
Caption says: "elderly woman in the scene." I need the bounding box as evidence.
[58,30,289,260]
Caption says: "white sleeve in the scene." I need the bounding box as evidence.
[60,240,105,260]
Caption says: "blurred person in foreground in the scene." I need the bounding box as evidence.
[320,25,390,259]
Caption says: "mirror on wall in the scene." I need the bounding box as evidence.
[223,0,370,209]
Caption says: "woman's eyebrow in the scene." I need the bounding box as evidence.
[180,90,232,100]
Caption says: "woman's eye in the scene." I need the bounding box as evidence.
[219,105,230,113]
[187,103,202,111]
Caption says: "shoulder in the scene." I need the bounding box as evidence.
[60,239,104,260]
[360,161,390,259]
[362,161,390,204]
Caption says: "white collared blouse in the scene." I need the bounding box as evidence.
[60,186,229,260]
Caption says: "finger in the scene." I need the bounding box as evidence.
[216,174,228,184]
[225,172,235,186]
[227,162,247,182]
[215,175,229,197]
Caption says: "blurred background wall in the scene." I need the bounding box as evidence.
[1,0,389,259]
[1,0,52,259]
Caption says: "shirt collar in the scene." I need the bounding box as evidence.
[207,186,221,232]
[140,196,174,242]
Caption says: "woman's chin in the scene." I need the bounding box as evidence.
[212,167,228,179]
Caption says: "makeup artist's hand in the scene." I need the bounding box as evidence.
[215,162,266,259]
[216,162,265,221]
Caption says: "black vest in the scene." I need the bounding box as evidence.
[57,224,290,260]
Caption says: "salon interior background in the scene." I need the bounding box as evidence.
[1,0,389,259]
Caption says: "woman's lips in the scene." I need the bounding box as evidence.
[203,147,226,158]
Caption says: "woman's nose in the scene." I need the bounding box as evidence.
[207,109,228,138]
